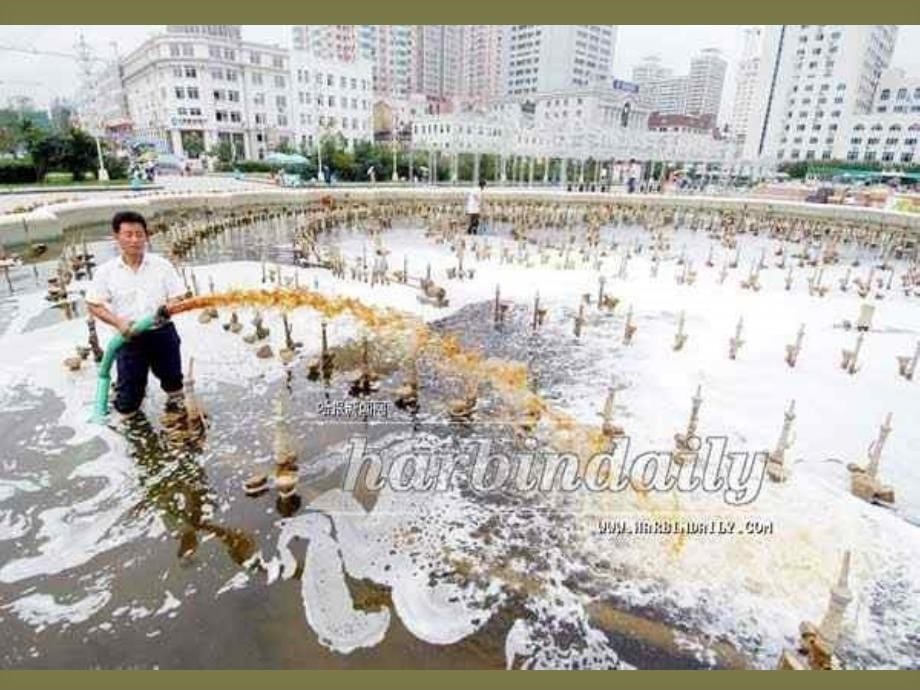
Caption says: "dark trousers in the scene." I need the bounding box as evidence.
[114,322,183,414]
[467,213,480,235]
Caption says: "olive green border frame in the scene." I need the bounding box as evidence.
[2,0,920,682]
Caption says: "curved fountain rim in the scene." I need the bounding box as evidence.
[3,186,919,238]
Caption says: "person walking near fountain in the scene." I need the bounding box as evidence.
[466,179,486,235]
[86,211,188,420]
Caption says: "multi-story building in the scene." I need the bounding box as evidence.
[687,48,727,118]
[121,24,294,159]
[634,49,725,120]
[730,26,763,145]
[290,54,374,152]
[412,81,727,167]
[632,55,673,83]
[505,25,618,97]
[291,25,360,62]
[412,25,463,99]
[638,77,690,116]
[837,114,918,165]
[834,68,920,166]
[743,25,898,163]
[871,68,920,116]
[459,25,505,104]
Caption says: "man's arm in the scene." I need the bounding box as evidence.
[86,301,134,337]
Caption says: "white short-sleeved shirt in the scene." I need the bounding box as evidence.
[465,188,483,214]
[85,252,186,322]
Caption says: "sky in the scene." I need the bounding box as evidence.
[2,25,920,122]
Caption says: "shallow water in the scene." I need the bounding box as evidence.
[1,210,919,669]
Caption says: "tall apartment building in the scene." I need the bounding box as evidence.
[459,25,505,103]
[687,48,727,118]
[743,24,897,162]
[505,25,617,97]
[730,26,763,144]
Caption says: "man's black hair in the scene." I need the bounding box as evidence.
[112,210,148,233]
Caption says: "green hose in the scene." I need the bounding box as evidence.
[91,309,166,423]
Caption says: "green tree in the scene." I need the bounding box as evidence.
[26,132,66,181]
[182,131,205,159]
[210,141,233,164]
[63,128,98,181]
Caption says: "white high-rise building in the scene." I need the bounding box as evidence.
[505,25,618,97]
[730,26,763,145]
[743,25,897,162]
[632,55,672,83]
[687,48,727,119]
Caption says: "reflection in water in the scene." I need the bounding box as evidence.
[122,410,259,566]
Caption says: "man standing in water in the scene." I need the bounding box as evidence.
[466,179,486,235]
[86,211,188,420]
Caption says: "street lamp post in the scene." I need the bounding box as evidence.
[391,117,399,182]
[94,134,109,181]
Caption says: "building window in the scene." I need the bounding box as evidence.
[187,87,199,99]
[182,45,193,57]
[897,88,908,100]
[224,49,235,61]
[209,46,221,59]
[226,70,238,82]
[880,89,890,101]
[174,87,185,99]
[250,52,261,65]
[877,106,888,113]
[274,75,285,88]
[170,44,181,57]
[273,56,284,69]
[847,150,858,160]
[882,151,894,162]
[885,137,899,145]
[901,153,914,163]
[850,137,862,145]
[228,91,240,102]
[252,72,263,85]
[276,95,286,109]
[230,111,241,123]
[184,66,197,78]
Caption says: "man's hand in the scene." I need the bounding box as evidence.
[117,319,135,339]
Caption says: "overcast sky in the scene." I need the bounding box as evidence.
[2,25,919,122]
